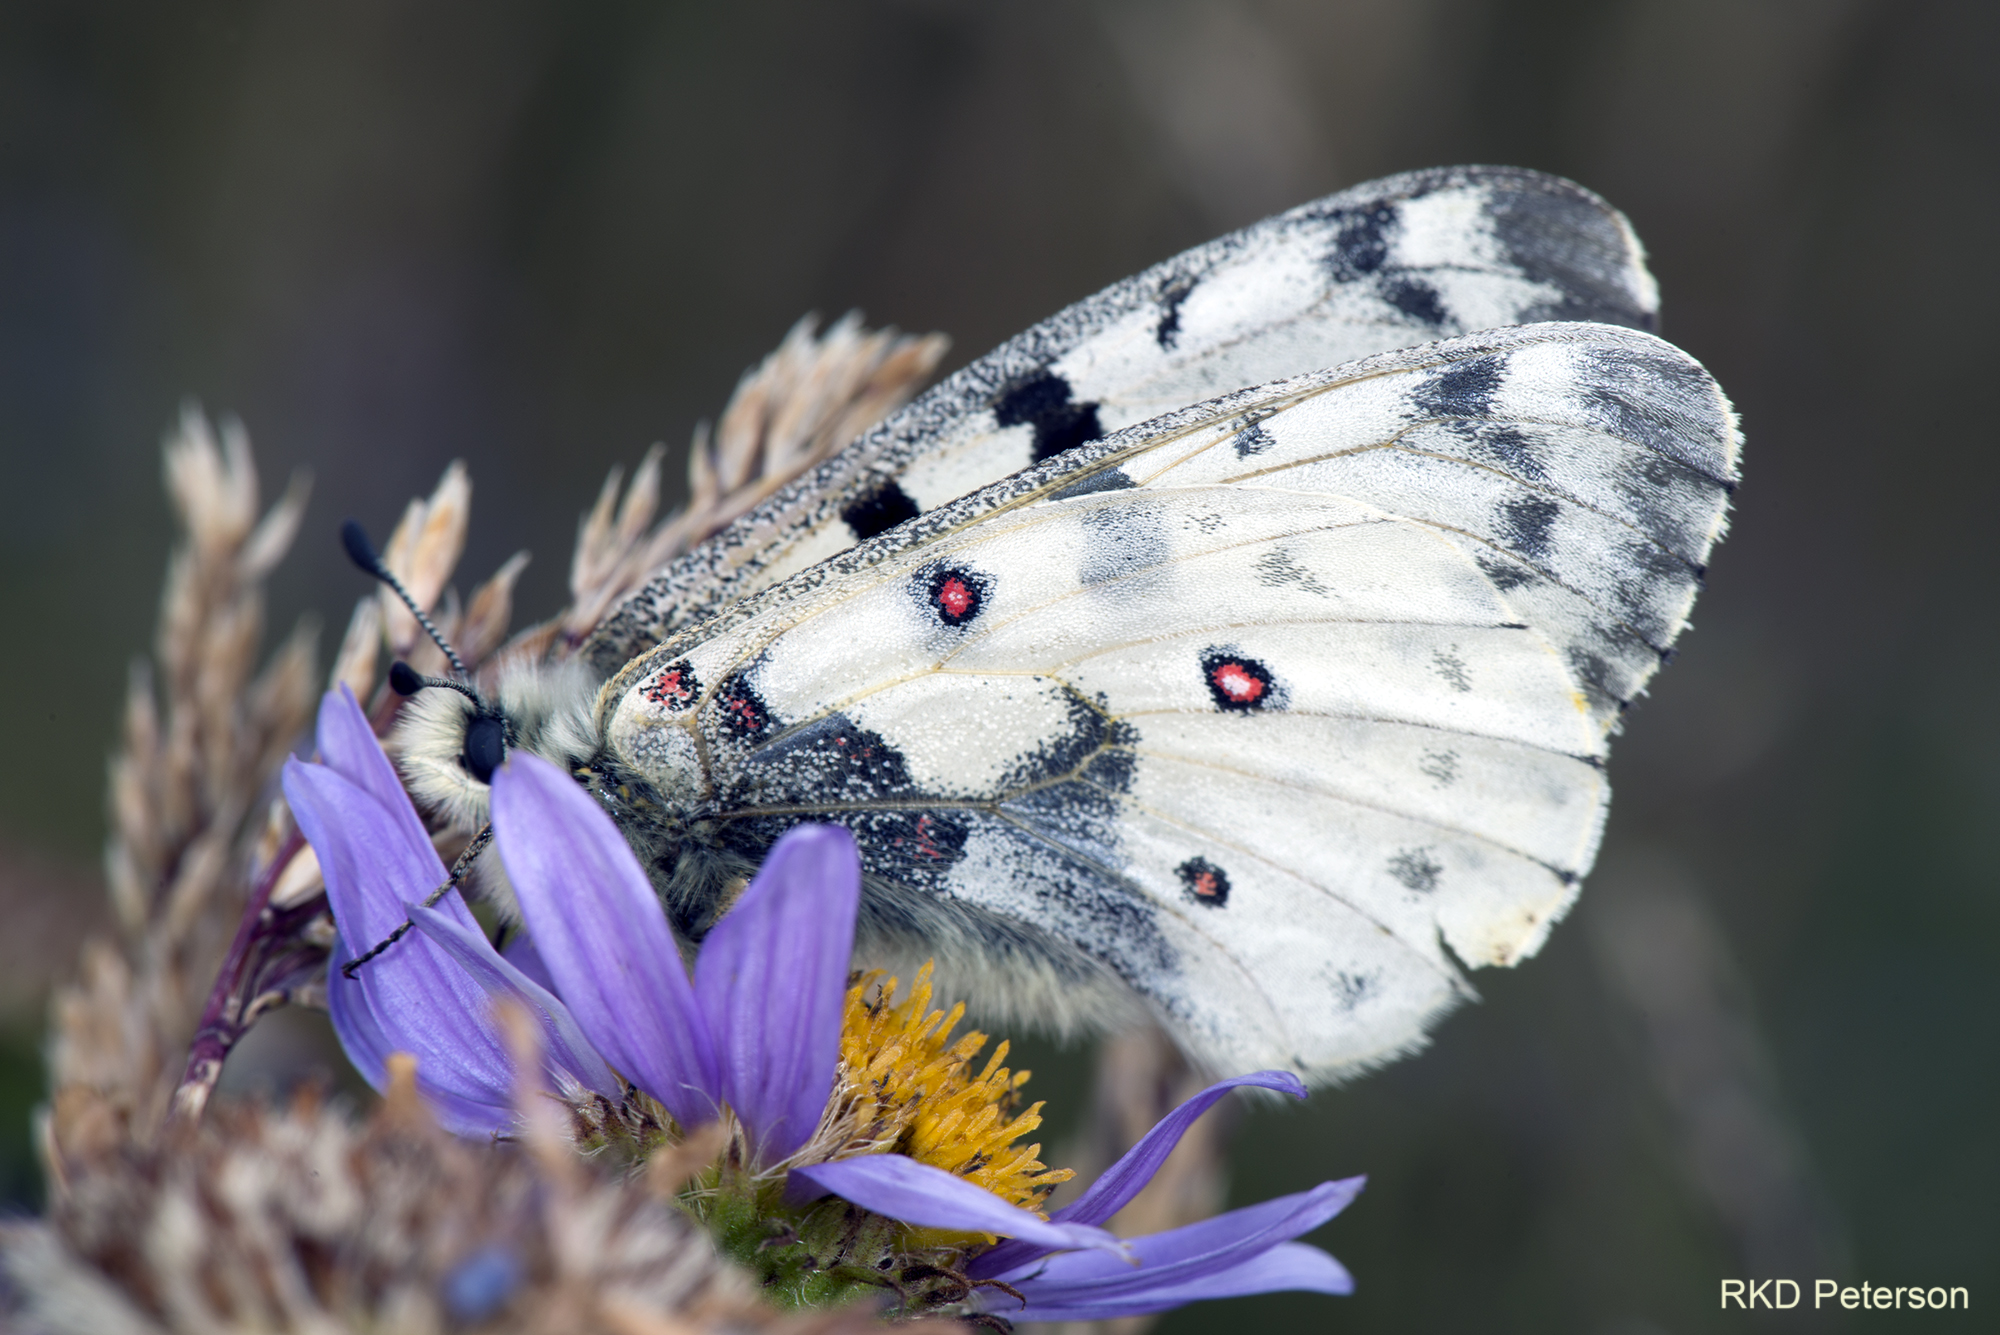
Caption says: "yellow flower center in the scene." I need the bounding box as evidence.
[816,962,1071,1241]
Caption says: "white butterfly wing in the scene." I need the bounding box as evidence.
[600,322,1738,1080]
[587,166,1658,672]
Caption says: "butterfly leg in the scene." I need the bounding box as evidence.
[340,824,494,977]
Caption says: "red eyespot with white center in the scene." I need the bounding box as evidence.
[918,563,992,629]
[937,575,975,620]
[1212,662,1263,704]
[1198,647,1275,712]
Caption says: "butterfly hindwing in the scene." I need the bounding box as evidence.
[585,166,1660,675]
[598,322,1738,1079]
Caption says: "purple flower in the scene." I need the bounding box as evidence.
[494,749,1362,1314]
[282,688,617,1135]
[491,754,841,1161]
[291,703,1364,1318]
[490,752,1128,1258]
[795,1071,1364,1323]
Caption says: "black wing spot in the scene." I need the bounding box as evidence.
[1498,495,1562,562]
[1082,746,1137,794]
[1474,424,1547,482]
[1334,971,1378,1011]
[1232,420,1277,458]
[1049,467,1136,501]
[1380,274,1447,326]
[919,564,991,628]
[890,812,966,868]
[991,684,1114,796]
[1155,273,1196,349]
[1387,848,1443,892]
[1577,346,1731,480]
[715,679,771,739]
[993,368,1104,463]
[1079,504,1168,587]
[1418,749,1460,786]
[845,810,971,890]
[737,713,915,803]
[641,658,701,711]
[1475,552,1538,592]
[722,809,972,897]
[1414,355,1504,417]
[1199,647,1275,712]
[1326,203,1396,280]
[1565,647,1624,708]
[842,477,921,541]
[1432,647,1472,693]
[1484,183,1658,331]
[1177,856,1231,907]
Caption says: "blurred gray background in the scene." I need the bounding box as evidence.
[1,1,1995,1331]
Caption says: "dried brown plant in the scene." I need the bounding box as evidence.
[174,312,947,1136]
[3,1052,912,1334]
[50,407,318,1146]
[328,461,532,715]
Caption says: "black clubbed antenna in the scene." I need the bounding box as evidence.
[388,659,480,704]
[341,519,470,679]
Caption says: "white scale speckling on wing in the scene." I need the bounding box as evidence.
[596,320,1738,1078]
[585,166,1661,676]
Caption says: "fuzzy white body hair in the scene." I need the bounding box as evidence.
[392,658,601,829]
[854,900,1147,1047]
[392,659,601,919]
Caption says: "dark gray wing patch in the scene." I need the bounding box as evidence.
[1323,201,1396,280]
[1484,179,1661,331]
[1413,354,1506,418]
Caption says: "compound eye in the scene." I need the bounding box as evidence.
[462,715,507,785]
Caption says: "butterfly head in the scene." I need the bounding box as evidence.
[390,657,600,833]
[340,517,599,833]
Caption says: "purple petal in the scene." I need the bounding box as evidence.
[501,934,558,995]
[316,686,420,817]
[286,757,519,1132]
[324,937,392,1090]
[693,825,859,1162]
[409,903,620,1098]
[490,752,719,1127]
[991,1242,1352,1323]
[972,1069,1306,1278]
[327,938,513,1137]
[1057,1071,1306,1225]
[789,1156,1128,1259]
[984,1177,1364,1307]
[282,755,471,949]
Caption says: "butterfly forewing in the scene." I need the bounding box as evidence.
[586,166,1661,674]
[597,321,1737,1079]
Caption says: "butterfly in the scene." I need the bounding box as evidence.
[392,165,1738,1082]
